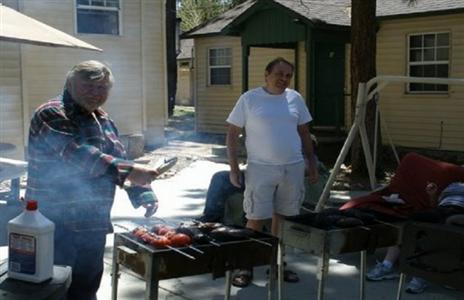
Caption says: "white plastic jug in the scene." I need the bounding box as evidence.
[7,200,55,283]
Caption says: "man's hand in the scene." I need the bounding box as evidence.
[308,164,319,185]
[229,169,242,188]
[425,182,438,196]
[227,124,243,188]
[143,202,158,218]
[426,182,439,206]
[127,164,159,186]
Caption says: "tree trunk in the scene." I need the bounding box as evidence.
[166,0,177,116]
[350,0,380,178]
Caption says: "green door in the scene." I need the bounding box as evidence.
[313,42,345,128]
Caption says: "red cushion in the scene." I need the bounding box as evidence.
[340,153,464,218]
[389,153,464,210]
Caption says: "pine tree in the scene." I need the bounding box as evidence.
[178,0,230,31]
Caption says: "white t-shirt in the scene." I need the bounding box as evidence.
[227,87,312,165]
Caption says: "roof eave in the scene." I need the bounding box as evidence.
[181,0,256,39]
[378,7,464,21]
[181,32,232,39]
[223,0,328,35]
[309,21,350,31]
[221,0,268,35]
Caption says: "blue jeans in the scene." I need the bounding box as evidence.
[201,170,245,222]
[55,227,107,300]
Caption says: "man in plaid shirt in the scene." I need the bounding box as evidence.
[25,60,158,300]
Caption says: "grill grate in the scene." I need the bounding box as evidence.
[111,229,279,299]
[279,216,401,300]
[399,222,464,289]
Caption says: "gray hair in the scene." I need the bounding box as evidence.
[65,60,114,87]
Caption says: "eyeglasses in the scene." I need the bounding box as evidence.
[79,81,111,94]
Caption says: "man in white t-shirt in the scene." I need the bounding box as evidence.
[226,57,319,287]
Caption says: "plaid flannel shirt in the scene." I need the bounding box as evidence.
[25,90,134,232]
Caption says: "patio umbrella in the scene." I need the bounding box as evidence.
[0,4,102,52]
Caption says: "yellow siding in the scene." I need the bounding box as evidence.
[17,0,165,147]
[0,41,24,159]
[195,36,242,133]
[176,61,192,106]
[141,0,166,146]
[195,37,308,134]
[377,13,464,151]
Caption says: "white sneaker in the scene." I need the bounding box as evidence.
[366,261,399,281]
[405,277,428,294]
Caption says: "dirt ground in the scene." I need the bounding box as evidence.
[0,106,223,197]
[140,106,340,178]
[141,106,366,189]
[0,105,381,196]
[135,106,228,179]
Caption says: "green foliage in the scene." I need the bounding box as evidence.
[178,0,248,31]
[227,0,248,7]
[178,0,226,31]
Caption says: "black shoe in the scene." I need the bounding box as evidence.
[232,269,253,288]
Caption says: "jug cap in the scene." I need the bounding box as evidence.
[26,200,38,211]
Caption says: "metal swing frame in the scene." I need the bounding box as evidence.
[315,75,464,212]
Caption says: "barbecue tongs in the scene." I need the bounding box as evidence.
[152,156,178,175]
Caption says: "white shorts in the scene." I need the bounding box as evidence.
[243,161,305,220]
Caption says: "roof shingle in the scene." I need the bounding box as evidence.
[377,0,464,18]
[183,0,464,37]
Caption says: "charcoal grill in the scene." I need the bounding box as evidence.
[279,217,401,300]
[396,222,464,300]
[111,230,278,300]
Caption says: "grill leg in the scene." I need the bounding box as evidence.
[277,241,284,300]
[111,237,120,300]
[359,250,367,300]
[225,270,232,300]
[268,241,278,300]
[396,273,406,300]
[316,251,329,300]
[145,255,159,300]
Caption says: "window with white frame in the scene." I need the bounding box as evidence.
[76,0,121,35]
[209,48,232,85]
[408,32,450,93]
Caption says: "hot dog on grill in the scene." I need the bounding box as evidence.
[151,224,175,236]
[134,223,258,247]
[209,226,257,242]
[133,226,192,248]
[176,225,214,244]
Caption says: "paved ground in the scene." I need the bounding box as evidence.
[1,106,463,299]
[96,156,462,300]
[1,150,463,299]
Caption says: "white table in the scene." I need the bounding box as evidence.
[0,246,72,300]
